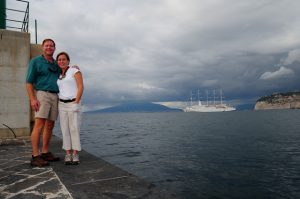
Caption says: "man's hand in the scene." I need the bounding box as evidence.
[72,65,80,70]
[31,99,40,112]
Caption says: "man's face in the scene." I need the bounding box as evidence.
[42,41,55,56]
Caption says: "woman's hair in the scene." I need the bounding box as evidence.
[42,38,56,47]
[56,52,70,61]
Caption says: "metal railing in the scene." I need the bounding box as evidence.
[5,0,29,32]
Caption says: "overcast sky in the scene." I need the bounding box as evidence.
[7,0,300,110]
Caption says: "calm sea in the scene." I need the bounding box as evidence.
[55,110,300,199]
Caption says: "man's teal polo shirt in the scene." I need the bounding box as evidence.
[26,55,60,92]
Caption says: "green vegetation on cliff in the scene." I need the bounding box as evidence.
[257,91,300,103]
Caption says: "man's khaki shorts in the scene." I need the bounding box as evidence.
[35,91,58,121]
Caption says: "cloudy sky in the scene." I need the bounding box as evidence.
[7,0,300,110]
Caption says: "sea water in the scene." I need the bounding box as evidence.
[54,109,300,199]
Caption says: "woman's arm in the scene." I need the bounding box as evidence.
[74,71,84,103]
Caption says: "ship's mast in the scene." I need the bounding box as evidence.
[220,89,223,105]
[197,89,202,106]
[189,91,193,106]
[213,90,216,105]
[206,90,209,106]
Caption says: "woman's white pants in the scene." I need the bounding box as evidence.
[59,102,82,151]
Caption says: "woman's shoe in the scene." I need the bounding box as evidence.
[64,154,72,165]
[72,154,80,165]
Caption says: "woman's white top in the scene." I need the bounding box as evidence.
[57,67,80,100]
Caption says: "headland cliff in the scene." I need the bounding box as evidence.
[255,92,300,110]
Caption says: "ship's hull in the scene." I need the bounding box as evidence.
[184,105,236,112]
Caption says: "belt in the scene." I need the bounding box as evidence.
[59,98,76,103]
[40,90,58,94]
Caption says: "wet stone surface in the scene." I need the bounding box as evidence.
[0,137,178,199]
[0,139,71,199]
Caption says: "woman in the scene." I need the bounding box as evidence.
[56,52,84,165]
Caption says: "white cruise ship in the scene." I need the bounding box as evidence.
[184,89,236,112]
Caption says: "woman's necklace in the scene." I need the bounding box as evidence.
[59,66,69,80]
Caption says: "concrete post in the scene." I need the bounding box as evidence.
[0,29,31,138]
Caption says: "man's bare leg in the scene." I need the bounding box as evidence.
[41,119,60,161]
[42,119,54,153]
[31,118,46,156]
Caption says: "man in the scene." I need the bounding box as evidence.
[26,38,60,167]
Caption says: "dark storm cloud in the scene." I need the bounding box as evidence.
[8,0,300,109]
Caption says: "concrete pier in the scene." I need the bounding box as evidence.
[0,136,178,199]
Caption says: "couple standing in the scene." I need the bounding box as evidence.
[26,38,84,167]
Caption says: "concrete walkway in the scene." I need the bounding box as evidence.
[0,136,178,199]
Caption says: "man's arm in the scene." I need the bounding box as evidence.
[26,83,40,111]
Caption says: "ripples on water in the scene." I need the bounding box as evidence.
[55,110,300,199]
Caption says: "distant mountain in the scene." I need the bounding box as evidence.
[87,102,183,113]
[235,103,255,110]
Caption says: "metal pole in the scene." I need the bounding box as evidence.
[0,0,6,29]
[35,19,37,44]
[27,1,29,32]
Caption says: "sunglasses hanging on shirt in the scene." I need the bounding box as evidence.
[48,65,59,73]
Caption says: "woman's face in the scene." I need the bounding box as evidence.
[57,54,69,69]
